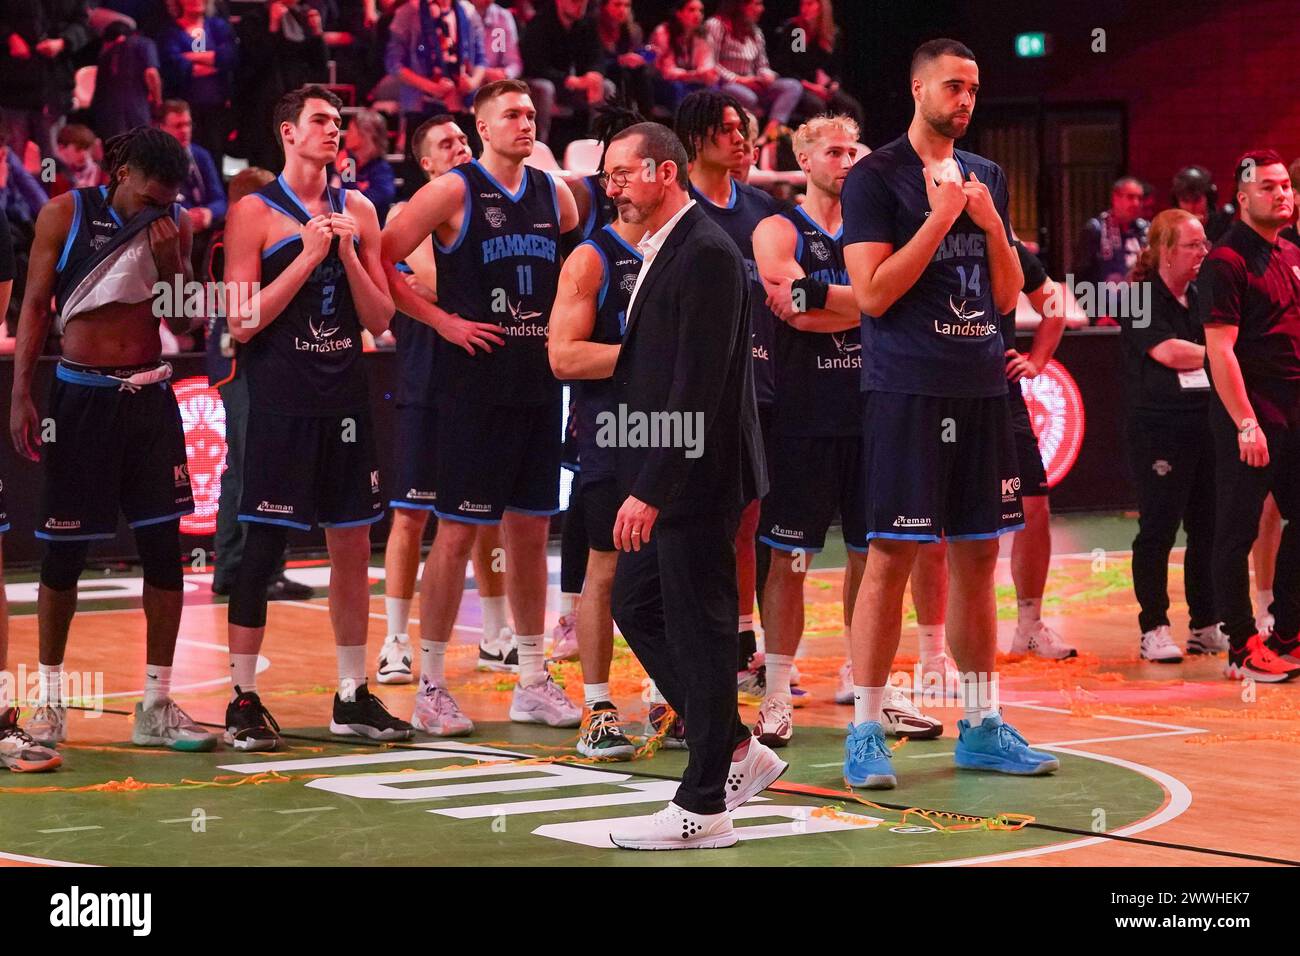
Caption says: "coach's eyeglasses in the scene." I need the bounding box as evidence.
[598,168,637,190]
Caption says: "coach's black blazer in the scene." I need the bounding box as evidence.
[613,201,768,520]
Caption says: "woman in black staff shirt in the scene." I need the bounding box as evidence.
[1121,209,1226,663]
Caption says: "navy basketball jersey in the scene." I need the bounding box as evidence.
[244,175,367,415]
[579,173,615,240]
[434,160,562,405]
[690,178,778,405]
[53,186,178,318]
[771,206,860,437]
[573,224,643,484]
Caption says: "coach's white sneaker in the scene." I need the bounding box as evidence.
[610,801,737,850]
[510,675,582,727]
[834,661,853,705]
[376,635,414,684]
[1140,625,1184,663]
[724,738,788,810]
[1012,621,1078,659]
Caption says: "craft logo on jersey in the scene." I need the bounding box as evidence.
[484,206,506,229]
[1019,359,1086,488]
[809,238,831,261]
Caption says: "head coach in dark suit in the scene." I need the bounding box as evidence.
[599,122,785,850]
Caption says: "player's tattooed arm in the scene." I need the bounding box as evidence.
[754,214,857,333]
[549,243,618,380]
[331,192,395,335]
[552,174,580,235]
[10,195,73,460]
[379,173,505,354]
[224,194,323,342]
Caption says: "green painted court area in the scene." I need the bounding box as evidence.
[1,725,1165,867]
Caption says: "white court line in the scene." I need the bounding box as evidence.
[280,599,482,635]
[37,826,102,834]
[274,806,337,815]
[1003,700,1204,734]
[160,816,222,824]
[0,850,96,867]
[921,746,1195,867]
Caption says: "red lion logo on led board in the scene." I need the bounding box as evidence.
[173,376,227,536]
[1018,359,1085,488]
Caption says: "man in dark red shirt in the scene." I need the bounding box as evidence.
[1201,149,1300,682]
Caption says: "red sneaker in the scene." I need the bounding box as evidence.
[1224,634,1300,683]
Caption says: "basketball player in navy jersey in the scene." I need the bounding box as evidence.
[221,86,408,751]
[840,40,1057,788]
[11,128,216,753]
[382,79,582,735]
[751,115,944,748]
[675,90,778,696]
[548,177,649,760]
[376,116,519,689]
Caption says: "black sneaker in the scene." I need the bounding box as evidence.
[224,687,282,752]
[1266,632,1300,666]
[267,574,315,601]
[330,684,413,740]
[476,632,519,673]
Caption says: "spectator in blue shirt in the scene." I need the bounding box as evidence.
[0,130,49,223]
[386,0,485,138]
[337,108,396,224]
[158,98,225,239]
[91,19,162,140]
[159,0,237,171]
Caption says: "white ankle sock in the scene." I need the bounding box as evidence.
[421,641,447,688]
[481,595,509,639]
[560,592,579,616]
[38,663,64,706]
[230,655,258,698]
[516,633,545,687]
[337,645,366,701]
[961,671,1000,726]
[766,653,794,698]
[1017,597,1042,630]
[144,665,172,709]
[918,624,946,663]
[583,682,611,707]
[385,595,412,639]
[853,684,885,726]
[646,679,666,704]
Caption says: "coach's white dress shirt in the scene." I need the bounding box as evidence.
[625,198,697,320]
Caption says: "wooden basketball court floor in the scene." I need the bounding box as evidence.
[0,513,1296,868]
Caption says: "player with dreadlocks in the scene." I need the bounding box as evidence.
[11,126,217,755]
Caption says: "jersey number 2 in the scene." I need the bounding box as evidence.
[321,284,337,315]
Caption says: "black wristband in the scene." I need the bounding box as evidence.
[792,276,829,311]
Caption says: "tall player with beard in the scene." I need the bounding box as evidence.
[221,86,408,751]
[381,80,582,735]
[375,116,519,688]
[840,40,1058,788]
[752,115,944,748]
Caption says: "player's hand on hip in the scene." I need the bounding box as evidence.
[438,312,506,354]
[961,172,1002,233]
[1005,348,1038,381]
[147,216,184,279]
[1238,420,1269,468]
[613,496,659,552]
[923,165,966,225]
[300,215,334,265]
[10,395,41,462]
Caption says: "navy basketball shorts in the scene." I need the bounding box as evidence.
[434,396,561,524]
[39,363,194,541]
[759,434,867,553]
[580,477,621,553]
[860,391,1025,542]
[389,403,439,511]
[1009,388,1049,498]
[239,406,383,530]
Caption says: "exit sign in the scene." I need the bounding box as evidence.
[1015,32,1049,57]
